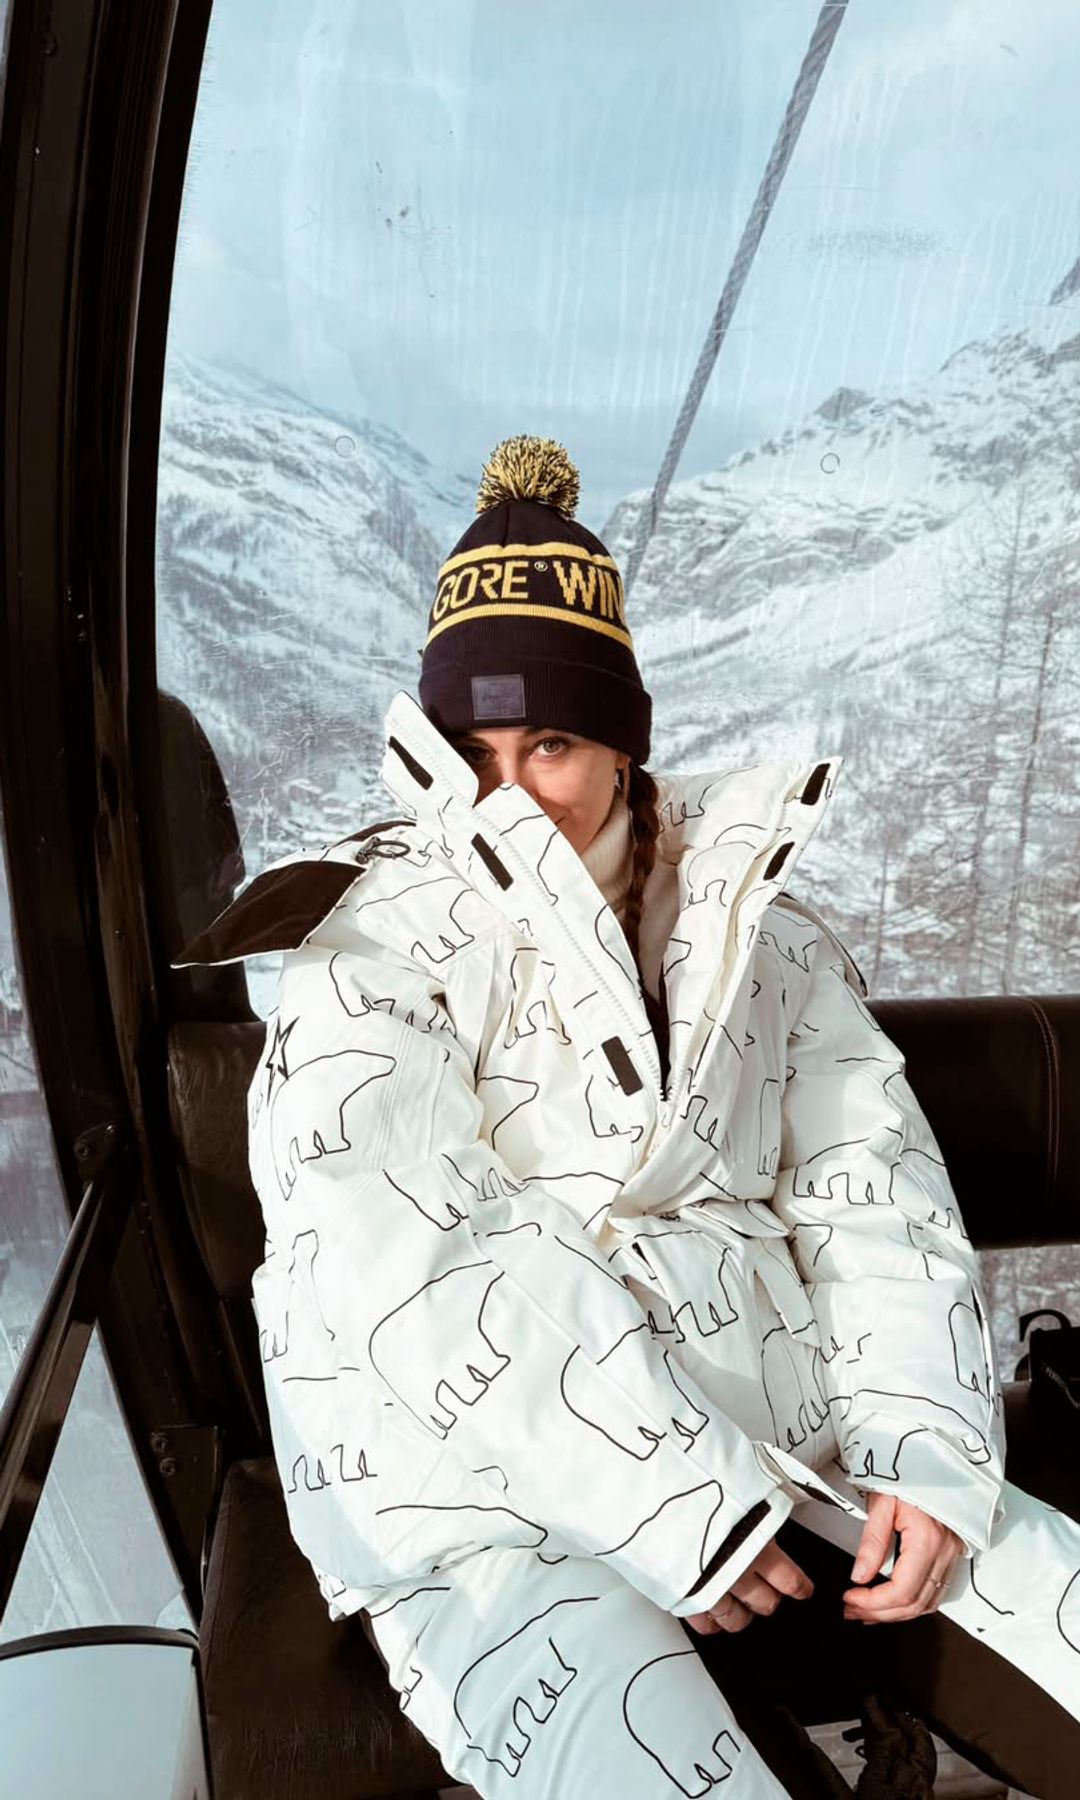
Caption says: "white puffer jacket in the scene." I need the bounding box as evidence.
[193,690,1005,1624]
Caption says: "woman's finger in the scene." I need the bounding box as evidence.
[850,1492,898,1584]
[845,1521,938,1613]
[846,1521,964,1617]
[845,1553,961,1623]
[920,1556,958,1612]
[845,1505,966,1623]
[708,1594,753,1634]
[729,1572,784,1618]
[751,1541,814,1600]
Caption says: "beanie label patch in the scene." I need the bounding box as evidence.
[471,673,525,722]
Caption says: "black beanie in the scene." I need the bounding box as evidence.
[418,435,652,765]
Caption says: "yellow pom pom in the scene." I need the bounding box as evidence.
[476,435,580,519]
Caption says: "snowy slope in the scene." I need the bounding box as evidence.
[604,294,1080,775]
[156,357,472,862]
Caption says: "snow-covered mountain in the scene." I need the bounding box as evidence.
[605,294,1080,777]
[156,357,471,865]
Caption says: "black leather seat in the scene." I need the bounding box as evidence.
[199,1456,444,1800]
[165,994,1080,1798]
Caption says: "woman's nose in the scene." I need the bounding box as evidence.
[479,755,525,792]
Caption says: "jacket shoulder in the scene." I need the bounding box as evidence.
[764,893,869,997]
[172,817,421,967]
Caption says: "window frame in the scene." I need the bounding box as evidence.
[0,0,240,1624]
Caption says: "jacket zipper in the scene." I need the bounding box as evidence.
[502,850,670,1122]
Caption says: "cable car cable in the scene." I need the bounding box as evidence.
[623,0,852,594]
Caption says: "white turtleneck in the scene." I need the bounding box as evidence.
[579,791,634,925]
[579,792,680,1003]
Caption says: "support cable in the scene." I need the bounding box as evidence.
[623,0,851,594]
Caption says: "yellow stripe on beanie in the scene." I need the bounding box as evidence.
[425,602,634,650]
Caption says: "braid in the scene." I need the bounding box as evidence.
[622,763,661,973]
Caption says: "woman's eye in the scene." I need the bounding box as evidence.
[535,736,569,756]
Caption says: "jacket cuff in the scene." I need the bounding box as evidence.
[843,1417,1004,1554]
[669,1488,793,1617]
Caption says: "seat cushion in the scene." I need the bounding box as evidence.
[200,1458,446,1799]
[168,1020,266,1300]
[871,993,1080,1250]
[1003,1378,1080,1519]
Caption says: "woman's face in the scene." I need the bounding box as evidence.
[452,726,629,854]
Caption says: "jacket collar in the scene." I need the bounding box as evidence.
[379,692,841,1115]
[383,691,481,811]
[382,692,664,1087]
[381,690,840,851]
[176,691,840,1145]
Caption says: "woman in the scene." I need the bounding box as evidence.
[190,438,1080,1797]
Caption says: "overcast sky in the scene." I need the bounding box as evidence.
[168,0,1080,524]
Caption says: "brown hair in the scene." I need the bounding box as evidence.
[622,762,661,971]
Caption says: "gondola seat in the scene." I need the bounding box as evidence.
[200,1454,445,1800]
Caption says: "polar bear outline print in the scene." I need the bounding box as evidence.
[269,1048,395,1201]
[368,1261,510,1440]
[560,1324,709,1461]
[623,1650,741,1793]
[452,1595,599,1780]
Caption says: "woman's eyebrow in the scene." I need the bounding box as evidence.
[458,728,556,744]
[454,726,578,752]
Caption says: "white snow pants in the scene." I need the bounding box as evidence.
[368,1478,1080,1799]
[370,1542,794,1798]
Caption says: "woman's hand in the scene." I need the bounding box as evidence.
[685,1539,815,1634]
[843,1491,964,1624]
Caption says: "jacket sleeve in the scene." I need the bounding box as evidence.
[770,923,1006,1554]
[249,920,808,1614]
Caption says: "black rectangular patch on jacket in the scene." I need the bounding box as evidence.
[601,1037,643,1095]
[764,842,793,882]
[388,736,433,789]
[800,762,830,806]
[471,834,513,889]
